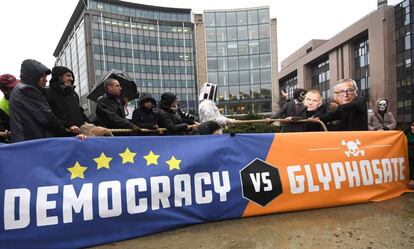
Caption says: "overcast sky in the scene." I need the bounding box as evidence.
[0,0,402,78]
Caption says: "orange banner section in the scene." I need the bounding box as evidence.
[243,131,412,217]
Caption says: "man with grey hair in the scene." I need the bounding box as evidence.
[95,78,140,132]
[314,79,368,131]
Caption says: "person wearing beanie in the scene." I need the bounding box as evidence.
[158,92,199,135]
[368,98,396,131]
[267,88,307,132]
[44,66,89,136]
[132,92,159,131]
[0,74,19,143]
[9,59,68,142]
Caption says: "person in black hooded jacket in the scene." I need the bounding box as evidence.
[9,59,68,142]
[132,92,159,130]
[158,92,199,135]
[44,66,89,136]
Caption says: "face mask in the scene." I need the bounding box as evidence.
[378,100,387,111]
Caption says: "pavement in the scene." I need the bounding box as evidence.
[93,193,414,249]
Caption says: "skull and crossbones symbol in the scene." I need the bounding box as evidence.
[341,139,365,157]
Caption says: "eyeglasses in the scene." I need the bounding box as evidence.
[334,88,355,96]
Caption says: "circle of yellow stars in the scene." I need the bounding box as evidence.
[66,148,182,180]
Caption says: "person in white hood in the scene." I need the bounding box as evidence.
[198,82,236,126]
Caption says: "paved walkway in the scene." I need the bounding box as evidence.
[94,193,414,249]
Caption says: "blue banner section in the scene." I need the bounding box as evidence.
[0,134,274,249]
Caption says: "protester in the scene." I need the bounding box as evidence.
[9,59,69,142]
[199,120,222,135]
[159,92,199,135]
[44,66,89,136]
[315,79,368,131]
[287,89,327,131]
[368,98,396,131]
[405,122,414,189]
[132,92,159,130]
[0,74,19,143]
[198,82,236,127]
[95,78,140,132]
[267,88,307,132]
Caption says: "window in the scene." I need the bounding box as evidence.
[248,10,258,24]
[259,39,270,53]
[258,9,269,24]
[249,41,259,54]
[239,71,249,85]
[227,27,237,41]
[248,25,259,39]
[207,57,218,71]
[229,71,239,85]
[218,57,228,71]
[238,40,249,55]
[205,28,216,41]
[259,24,270,38]
[239,56,249,70]
[218,72,228,86]
[227,42,238,56]
[228,56,239,70]
[216,12,226,26]
[226,12,237,26]
[206,43,217,56]
[238,26,248,40]
[260,54,271,69]
[233,10,246,25]
[216,28,226,41]
[217,42,227,56]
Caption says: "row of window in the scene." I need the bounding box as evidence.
[206,39,271,57]
[395,0,414,122]
[279,73,298,99]
[204,9,269,27]
[91,15,193,33]
[89,0,191,22]
[218,101,272,115]
[207,54,271,72]
[310,59,330,103]
[94,60,194,75]
[137,79,196,89]
[92,29,194,47]
[208,69,272,86]
[205,24,270,42]
[217,85,272,101]
[93,45,193,61]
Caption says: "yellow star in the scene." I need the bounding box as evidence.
[166,156,181,171]
[119,148,136,164]
[94,152,112,169]
[143,151,160,166]
[67,162,87,180]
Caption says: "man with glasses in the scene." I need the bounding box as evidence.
[313,79,368,131]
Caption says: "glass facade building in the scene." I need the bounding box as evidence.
[54,0,197,114]
[310,58,330,103]
[203,7,273,115]
[354,36,370,99]
[279,72,298,100]
[56,19,89,112]
[395,0,414,122]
